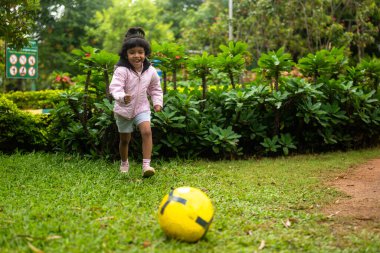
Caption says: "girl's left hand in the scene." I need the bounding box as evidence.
[154,105,162,112]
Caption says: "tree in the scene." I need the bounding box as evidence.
[178,0,380,62]
[155,0,204,39]
[1,1,40,91]
[87,0,174,54]
[216,41,250,88]
[258,47,294,91]
[350,1,380,60]
[151,41,186,92]
[187,52,215,100]
[34,0,112,85]
[179,0,228,54]
[257,47,294,136]
[0,0,40,50]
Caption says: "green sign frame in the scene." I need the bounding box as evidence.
[6,40,38,79]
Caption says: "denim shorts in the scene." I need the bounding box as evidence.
[114,111,151,133]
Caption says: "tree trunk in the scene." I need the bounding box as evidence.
[228,70,235,89]
[163,71,167,94]
[274,72,279,91]
[173,69,177,90]
[83,69,91,129]
[104,69,112,102]
[202,75,207,100]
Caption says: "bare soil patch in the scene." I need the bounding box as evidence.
[322,158,380,232]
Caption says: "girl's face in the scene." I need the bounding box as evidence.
[127,47,145,70]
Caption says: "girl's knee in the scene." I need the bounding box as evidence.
[140,128,152,139]
[120,133,131,145]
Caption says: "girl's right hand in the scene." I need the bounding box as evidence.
[124,94,131,104]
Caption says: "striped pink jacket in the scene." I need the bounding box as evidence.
[109,66,163,119]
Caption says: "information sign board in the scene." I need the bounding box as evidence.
[6,40,38,79]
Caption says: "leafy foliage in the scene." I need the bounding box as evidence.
[87,0,174,54]
[3,90,63,109]
[2,46,380,160]
[298,47,348,84]
[257,48,294,91]
[1,0,40,49]
[203,125,242,158]
[47,46,119,159]
[176,0,380,66]
[358,57,380,92]
[0,96,48,153]
[151,41,187,91]
[155,0,204,39]
[34,0,112,84]
[216,41,250,88]
[187,52,216,100]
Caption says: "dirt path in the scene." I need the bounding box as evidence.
[322,158,380,231]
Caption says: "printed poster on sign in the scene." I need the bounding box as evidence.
[6,40,38,79]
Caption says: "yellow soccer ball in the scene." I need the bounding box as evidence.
[158,186,215,243]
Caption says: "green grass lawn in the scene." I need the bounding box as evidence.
[1,148,380,252]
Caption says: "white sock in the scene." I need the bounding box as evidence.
[121,159,129,167]
[142,159,151,168]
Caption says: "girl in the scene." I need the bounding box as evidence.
[109,27,163,177]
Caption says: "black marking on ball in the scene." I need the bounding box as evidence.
[160,190,187,215]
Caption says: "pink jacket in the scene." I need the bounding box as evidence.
[109,65,163,119]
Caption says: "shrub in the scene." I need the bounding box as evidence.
[0,96,49,153]
[46,46,119,160]
[3,90,64,109]
[2,45,379,160]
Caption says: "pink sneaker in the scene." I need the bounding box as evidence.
[120,164,129,173]
[142,166,155,178]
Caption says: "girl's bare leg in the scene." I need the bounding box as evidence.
[138,121,155,177]
[138,121,152,160]
[119,132,131,162]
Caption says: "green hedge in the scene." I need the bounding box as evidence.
[1,45,379,159]
[1,80,379,159]
[151,80,380,159]
[3,90,64,109]
[0,96,50,153]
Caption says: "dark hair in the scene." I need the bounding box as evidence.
[119,27,151,57]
